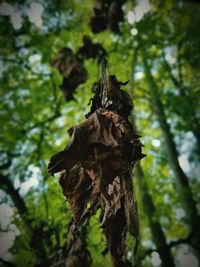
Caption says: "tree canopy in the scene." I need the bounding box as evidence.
[0,0,200,267]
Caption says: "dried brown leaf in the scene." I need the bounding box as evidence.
[48,104,145,267]
[104,201,127,267]
[51,47,87,100]
[59,165,91,225]
[78,36,106,59]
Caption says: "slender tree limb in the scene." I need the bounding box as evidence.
[177,42,184,86]
[161,50,180,88]
[0,175,28,218]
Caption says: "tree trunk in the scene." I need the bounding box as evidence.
[0,174,30,231]
[135,165,175,267]
[128,52,175,267]
[141,47,200,257]
[0,174,64,266]
[162,52,200,150]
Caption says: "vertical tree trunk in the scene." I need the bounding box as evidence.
[0,174,41,265]
[140,47,200,256]
[162,52,200,150]
[0,175,30,231]
[0,174,91,267]
[129,53,175,267]
[135,165,175,267]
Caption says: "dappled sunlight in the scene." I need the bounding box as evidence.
[0,1,44,30]
[10,11,22,30]
[0,2,22,30]
[27,2,44,27]
[0,232,15,259]
[28,54,42,64]
[0,2,14,16]
[135,71,144,79]
[165,53,176,64]
[150,252,161,267]
[130,27,138,36]
[20,177,39,194]
[0,204,14,230]
[176,246,198,267]
[127,0,151,24]
[0,204,20,261]
[178,155,191,173]
[152,139,160,147]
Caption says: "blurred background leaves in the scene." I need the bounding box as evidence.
[0,0,200,266]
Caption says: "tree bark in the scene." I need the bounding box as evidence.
[135,165,176,267]
[140,47,200,257]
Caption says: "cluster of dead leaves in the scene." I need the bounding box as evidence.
[51,37,105,100]
[48,86,145,266]
[90,0,126,33]
[86,75,133,118]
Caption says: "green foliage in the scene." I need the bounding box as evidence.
[0,0,200,266]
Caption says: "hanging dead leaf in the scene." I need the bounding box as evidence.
[48,72,145,267]
[51,47,87,100]
[105,75,133,117]
[51,48,76,77]
[122,170,139,237]
[90,5,108,34]
[108,1,125,33]
[60,66,87,100]
[90,0,126,34]
[77,36,106,59]
[59,165,91,226]
[104,200,127,267]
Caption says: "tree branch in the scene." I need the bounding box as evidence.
[0,175,28,217]
[161,50,180,88]
[22,111,61,134]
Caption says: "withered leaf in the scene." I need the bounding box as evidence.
[90,13,108,33]
[51,47,76,78]
[108,1,124,33]
[85,82,102,117]
[48,109,125,175]
[77,36,106,59]
[122,170,139,237]
[51,47,87,100]
[59,165,91,226]
[90,0,126,34]
[105,75,133,117]
[104,201,127,267]
[48,102,145,267]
